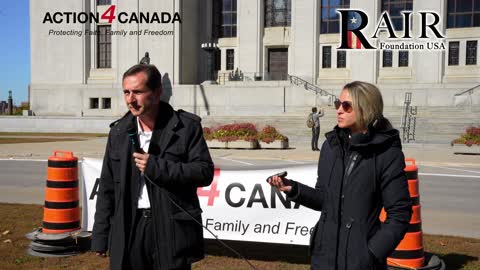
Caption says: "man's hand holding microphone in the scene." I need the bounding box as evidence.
[127,125,149,173]
[133,152,149,173]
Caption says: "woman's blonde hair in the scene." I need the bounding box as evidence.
[342,81,390,130]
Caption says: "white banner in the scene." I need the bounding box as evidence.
[81,158,320,246]
[81,158,103,232]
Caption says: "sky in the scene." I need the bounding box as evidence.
[0,0,30,105]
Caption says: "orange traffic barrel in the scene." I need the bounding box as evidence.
[42,151,80,234]
[380,158,424,269]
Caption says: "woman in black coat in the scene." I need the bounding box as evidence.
[269,81,412,270]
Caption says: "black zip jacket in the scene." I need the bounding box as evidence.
[91,102,214,270]
[288,126,412,270]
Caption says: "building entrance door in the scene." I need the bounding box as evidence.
[268,48,288,80]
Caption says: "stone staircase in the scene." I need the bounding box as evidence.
[202,106,480,147]
[396,106,480,144]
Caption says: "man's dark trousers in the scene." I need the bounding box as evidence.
[311,126,320,150]
[129,210,192,270]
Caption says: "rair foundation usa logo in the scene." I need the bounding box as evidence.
[337,9,446,51]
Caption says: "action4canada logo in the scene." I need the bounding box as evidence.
[337,9,446,51]
[42,5,182,24]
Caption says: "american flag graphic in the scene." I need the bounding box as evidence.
[347,11,363,49]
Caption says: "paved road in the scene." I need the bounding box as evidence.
[0,159,479,238]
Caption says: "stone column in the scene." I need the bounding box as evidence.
[412,0,445,84]
[291,0,319,83]
[238,0,260,73]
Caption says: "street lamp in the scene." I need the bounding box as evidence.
[8,90,13,115]
[201,42,219,83]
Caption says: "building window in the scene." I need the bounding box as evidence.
[212,1,222,38]
[381,0,413,31]
[383,50,393,67]
[398,50,409,67]
[321,0,350,34]
[322,46,332,68]
[447,0,480,28]
[102,98,111,109]
[448,41,460,66]
[466,40,478,65]
[218,0,237,37]
[337,50,346,68]
[97,0,111,5]
[226,49,235,70]
[90,98,99,109]
[265,0,291,27]
[97,26,111,68]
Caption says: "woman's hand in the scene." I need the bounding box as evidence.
[268,175,292,193]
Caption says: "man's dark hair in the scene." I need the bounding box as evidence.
[311,107,317,113]
[123,64,162,91]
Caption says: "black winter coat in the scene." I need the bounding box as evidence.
[288,126,412,270]
[91,102,214,270]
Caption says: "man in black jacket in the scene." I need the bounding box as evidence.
[269,81,412,270]
[91,64,214,270]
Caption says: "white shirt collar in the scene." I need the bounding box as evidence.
[136,117,152,136]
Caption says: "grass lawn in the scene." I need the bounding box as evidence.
[0,203,478,270]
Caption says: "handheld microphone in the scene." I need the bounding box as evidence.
[266,171,292,186]
[127,124,145,178]
[127,125,142,153]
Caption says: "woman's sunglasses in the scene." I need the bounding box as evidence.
[334,99,353,113]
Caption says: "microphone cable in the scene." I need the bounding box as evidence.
[142,173,259,270]
[128,125,258,270]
